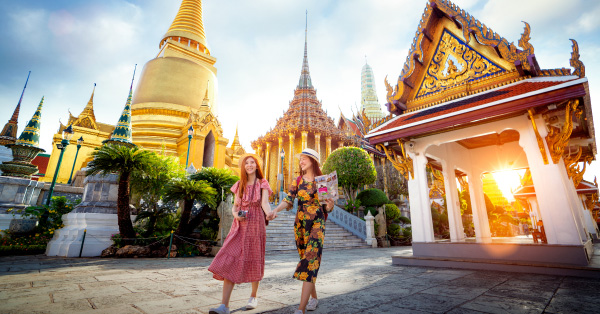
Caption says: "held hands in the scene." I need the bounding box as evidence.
[266,210,278,221]
[324,199,334,212]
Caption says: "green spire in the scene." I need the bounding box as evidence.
[104,65,136,147]
[15,96,44,148]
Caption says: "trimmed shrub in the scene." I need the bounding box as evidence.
[364,206,377,217]
[357,188,389,207]
[388,224,401,237]
[397,216,411,225]
[384,203,400,222]
[322,147,377,201]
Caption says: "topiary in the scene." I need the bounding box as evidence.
[357,188,389,207]
[322,147,377,202]
[388,224,401,237]
[384,203,400,222]
[397,216,411,225]
[364,206,377,216]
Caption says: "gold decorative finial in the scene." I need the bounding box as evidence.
[569,39,585,78]
[162,0,208,51]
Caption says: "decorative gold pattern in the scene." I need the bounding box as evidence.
[520,169,533,187]
[376,139,414,180]
[545,100,582,164]
[384,0,536,112]
[457,174,469,191]
[527,109,549,165]
[417,30,504,98]
[427,164,445,198]
[569,39,585,78]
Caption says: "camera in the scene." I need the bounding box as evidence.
[238,210,248,218]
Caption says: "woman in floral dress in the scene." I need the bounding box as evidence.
[208,153,274,314]
[273,148,334,314]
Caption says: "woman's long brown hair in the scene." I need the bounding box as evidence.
[299,155,322,178]
[239,156,264,200]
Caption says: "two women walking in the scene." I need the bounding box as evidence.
[208,148,333,314]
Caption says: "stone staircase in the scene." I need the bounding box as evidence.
[266,209,370,253]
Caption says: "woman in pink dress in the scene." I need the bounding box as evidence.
[208,153,274,314]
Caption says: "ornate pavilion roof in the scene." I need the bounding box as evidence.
[366,0,595,162]
[252,20,350,147]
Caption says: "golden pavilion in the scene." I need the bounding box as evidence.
[41,0,244,184]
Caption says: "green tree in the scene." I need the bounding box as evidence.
[322,147,377,202]
[131,153,186,237]
[164,178,217,238]
[187,167,239,234]
[86,144,155,243]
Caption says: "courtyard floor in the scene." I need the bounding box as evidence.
[1,247,599,314]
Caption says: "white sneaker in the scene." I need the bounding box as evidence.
[246,297,258,309]
[306,297,319,311]
[294,310,303,314]
[209,304,230,314]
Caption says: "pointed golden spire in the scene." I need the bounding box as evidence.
[79,83,96,120]
[231,123,241,149]
[201,81,210,108]
[162,0,208,51]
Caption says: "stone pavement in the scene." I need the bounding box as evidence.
[1,247,599,314]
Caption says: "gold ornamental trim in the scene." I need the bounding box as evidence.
[377,139,414,180]
[545,99,582,164]
[527,109,549,165]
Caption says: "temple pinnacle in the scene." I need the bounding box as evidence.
[15,96,44,148]
[0,71,30,145]
[298,10,313,89]
[162,0,209,52]
[104,66,137,147]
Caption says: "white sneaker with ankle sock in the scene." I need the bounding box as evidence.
[209,304,230,314]
[306,297,319,311]
[246,297,258,309]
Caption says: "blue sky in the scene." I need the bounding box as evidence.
[0,0,599,181]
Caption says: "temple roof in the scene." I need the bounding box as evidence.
[514,179,598,198]
[162,0,209,52]
[368,76,585,141]
[252,18,350,147]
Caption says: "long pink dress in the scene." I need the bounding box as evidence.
[208,178,272,283]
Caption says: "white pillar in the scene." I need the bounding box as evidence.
[364,211,377,248]
[408,152,435,242]
[519,115,586,245]
[442,162,465,242]
[468,172,492,243]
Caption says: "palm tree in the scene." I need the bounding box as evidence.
[131,153,185,237]
[164,178,217,238]
[187,167,238,234]
[86,144,155,243]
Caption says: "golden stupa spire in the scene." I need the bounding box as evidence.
[79,83,96,119]
[231,123,241,149]
[162,0,208,52]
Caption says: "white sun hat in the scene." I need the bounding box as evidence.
[295,148,321,166]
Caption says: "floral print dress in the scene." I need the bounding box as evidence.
[284,176,326,283]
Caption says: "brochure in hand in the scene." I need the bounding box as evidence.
[315,171,339,202]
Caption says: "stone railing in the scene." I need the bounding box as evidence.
[328,205,366,240]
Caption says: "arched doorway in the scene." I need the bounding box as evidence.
[203,131,215,167]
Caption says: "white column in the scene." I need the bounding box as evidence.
[519,115,586,245]
[442,162,465,242]
[408,152,435,242]
[468,171,492,243]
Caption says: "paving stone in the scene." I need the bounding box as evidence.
[420,284,488,300]
[484,285,555,303]
[132,294,219,313]
[386,292,470,313]
[461,295,546,314]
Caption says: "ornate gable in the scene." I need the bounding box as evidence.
[416,30,505,98]
[383,0,547,116]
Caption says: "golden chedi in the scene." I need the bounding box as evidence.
[131,0,230,169]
